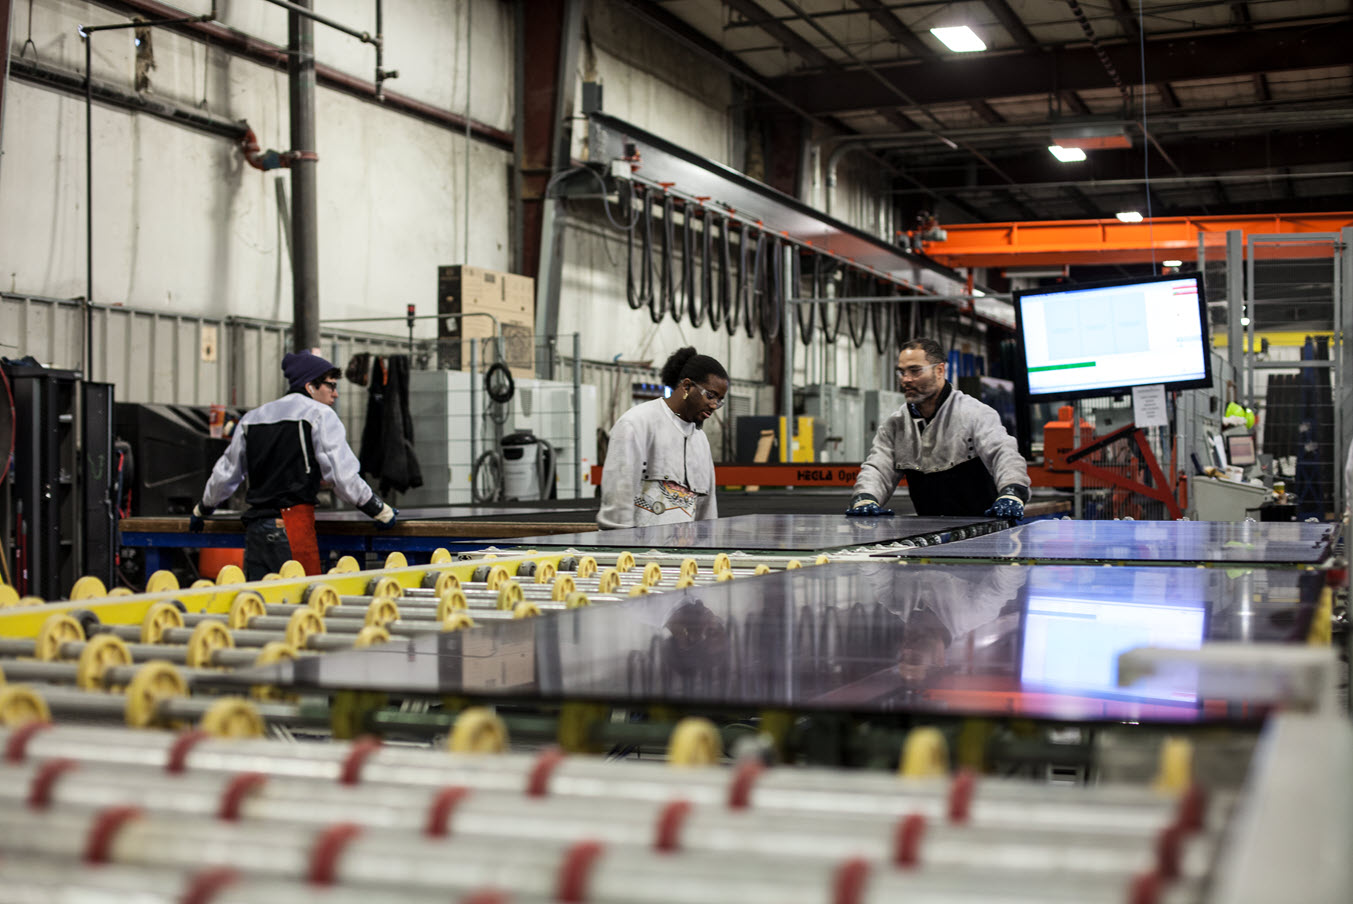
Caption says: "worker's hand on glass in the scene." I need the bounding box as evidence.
[846,495,894,517]
[188,503,212,533]
[984,493,1025,522]
[375,503,398,530]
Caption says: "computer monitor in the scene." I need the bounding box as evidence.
[1013,273,1212,402]
[1226,434,1257,466]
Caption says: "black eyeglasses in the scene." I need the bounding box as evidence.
[320,380,339,391]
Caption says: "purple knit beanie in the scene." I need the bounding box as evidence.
[282,351,339,392]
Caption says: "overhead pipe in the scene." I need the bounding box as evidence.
[287,0,320,352]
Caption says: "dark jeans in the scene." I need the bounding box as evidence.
[244,519,292,581]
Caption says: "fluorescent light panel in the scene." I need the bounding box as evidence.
[1116,211,1144,223]
[1048,145,1086,162]
[930,26,986,53]
[1163,260,1183,267]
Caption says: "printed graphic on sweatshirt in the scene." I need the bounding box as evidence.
[633,480,698,517]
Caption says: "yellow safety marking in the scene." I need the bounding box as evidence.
[1307,587,1333,646]
[447,707,509,754]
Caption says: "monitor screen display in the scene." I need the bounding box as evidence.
[1226,434,1257,466]
[1014,273,1212,401]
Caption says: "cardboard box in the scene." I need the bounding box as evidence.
[437,265,535,377]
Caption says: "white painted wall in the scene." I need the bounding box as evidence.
[0,0,512,336]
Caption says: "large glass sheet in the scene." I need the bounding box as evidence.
[485,513,1006,553]
[259,563,1323,724]
[890,519,1338,565]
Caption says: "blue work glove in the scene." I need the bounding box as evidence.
[188,503,212,533]
[375,503,398,530]
[985,494,1025,521]
[846,495,894,517]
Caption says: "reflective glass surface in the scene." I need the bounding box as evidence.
[891,519,1338,565]
[487,513,1005,552]
[261,562,1323,724]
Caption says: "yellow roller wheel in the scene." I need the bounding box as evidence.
[628,585,649,597]
[616,551,636,572]
[145,570,180,593]
[899,726,950,778]
[440,612,475,632]
[433,571,461,596]
[367,576,402,600]
[437,590,469,620]
[534,561,557,584]
[304,583,341,615]
[512,601,542,619]
[76,635,133,690]
[215,564,246,586]
[815,555,830,565]
[479,553,498,561]
[285,608,326,647]
[17,596,45,606]
[228,592,266,630]
[448,707,509,753]
[278,560,307,579]
[713,553,731,575]
[124,661,188,728]
[261,573,282,582]
[668,717,722,767]
[642,562,663,587]
[785,559,802,570]
[680,558,698,581]
[597,569,620,593]
[186,621,234,669]
[0,686,50,726]
[189,578,215,590]
[333,556,360,574]
[199,697,265,738]
[430,548,453,565]
[576,556,597,579]
[485,565,510,590]
[753,564,771,576]
[140,602,185,644]
[551,575,576,602]
[0,584,20,607]
[1153,737,1194,793]
[565,591,591,609]
[364,598,400,628]
[251,642,297,702]
[716,571,735,582]
[354,625,392,648]
[69,575,108,600]
[675,577,695,590]
[496,582,525,611]
[108,587,133,597]
[35,613,85,661]
[384,551,408,570]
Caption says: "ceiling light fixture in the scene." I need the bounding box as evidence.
[930,26,986,53]
[1116,211,1144,223]
[1048,145,1087,163]
[1163,260,1183,268]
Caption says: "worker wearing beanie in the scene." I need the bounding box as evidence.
[190,350,397,579]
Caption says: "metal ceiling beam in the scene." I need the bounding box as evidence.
[850,0,935,60]
[725,0,834,69]
[982,0,1039,48]
[765,20,1353,113]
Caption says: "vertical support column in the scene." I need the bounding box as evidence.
[521,0,584,380]
[1337,226,1352,515]
[780,244,793,465]
[1226,229,1244,404]
[572,332,582,498]
[288,0,320,352]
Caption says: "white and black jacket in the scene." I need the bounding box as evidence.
[852,383,1029,517]
[597,399,717,530]
[200,391,384,522]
